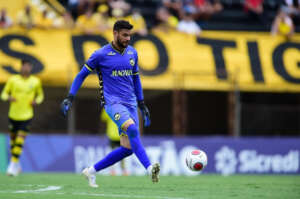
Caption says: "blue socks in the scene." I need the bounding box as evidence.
[93,124,151,172]
[127,124,151,169]
[94,146,132,172]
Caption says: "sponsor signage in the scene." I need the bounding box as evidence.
[1,28,300,91]
[5,135,300,175]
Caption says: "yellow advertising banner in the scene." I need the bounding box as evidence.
[1,28,300,92]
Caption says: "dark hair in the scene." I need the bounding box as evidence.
[113,20,133,31]
[21,59,32,66]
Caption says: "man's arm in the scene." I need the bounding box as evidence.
[69,66,91,97]
[133,74,151,127]
[61,49,100,116]
[133,73,144,101]
[33,79,44,105]
[61,66,91,116]
[1,78,13,101]
[132,51,151,127]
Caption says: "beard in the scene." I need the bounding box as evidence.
[117,37,128,49]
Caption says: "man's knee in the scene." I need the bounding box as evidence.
[120,135,131,149]
[126,124,139,138]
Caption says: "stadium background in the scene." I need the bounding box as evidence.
[0,0,300,176]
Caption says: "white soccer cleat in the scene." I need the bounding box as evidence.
[82,167,99,188]
[6,162,20,177]
[151,163,160,183]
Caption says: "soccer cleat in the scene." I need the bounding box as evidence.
[151,163,160,183]
[6,162,20,177]
[82,168,99,188]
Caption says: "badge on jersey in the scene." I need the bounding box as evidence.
[130,58,135,66]
[107,51,116,56]
[114,113,121,121]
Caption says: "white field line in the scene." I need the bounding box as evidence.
[15,186,61,193]
[0,184,44,187]
[0,186,189,199]
[71,192,188,199]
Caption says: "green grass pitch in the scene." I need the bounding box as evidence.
[0,173,299,199]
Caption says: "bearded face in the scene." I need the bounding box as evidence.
[114,29,131,49]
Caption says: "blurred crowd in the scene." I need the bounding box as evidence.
[0,0,299,38]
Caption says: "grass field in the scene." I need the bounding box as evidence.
[0,173,299,199]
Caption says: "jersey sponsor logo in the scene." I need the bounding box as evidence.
[111,69,133,77]
[127,50,134,55]
[114,113,121,121]
[130,58,135,66]
[107,51,116,56]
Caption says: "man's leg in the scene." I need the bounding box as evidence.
[109,140,119,176]
[122,120,160,183]
[82,104,135,187]
[7,121,17,176]
[8,127,16,153]
[7,120,27,176]
[112,140,128,176]
[7,120,17,155]
[82,145,132,187]
[11,130,27,164]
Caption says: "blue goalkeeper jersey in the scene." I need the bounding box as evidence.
[84,43,140,106]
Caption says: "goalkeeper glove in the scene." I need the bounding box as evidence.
[61,95,74,117]
[138,100,151,127]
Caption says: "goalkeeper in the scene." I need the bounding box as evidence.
[61,20,160,188]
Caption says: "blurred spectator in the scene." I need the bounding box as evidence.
[0,8,13,28]
[108,8,124,27]
[183,0,198,15]
[108,0,131,14]
[92,4,110,32]
[271,10,294,39]
[35,9,54,29]
[62,11,75,29]
[177,11,201,36]
[17,5,35,29]
[52,11,75,29]
[68,0,79,19]
[281,0,300,15]
[106,0,132,28]
[162,0,183,19]
[76,8,98,34]
[154,7,178,32]
[243,0,267,24]
[125,9,148,36]
[244,0,263,13]
[193,0,223,19]
[68,0,91,19]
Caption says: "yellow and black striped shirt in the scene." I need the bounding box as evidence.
[1,75,44,121]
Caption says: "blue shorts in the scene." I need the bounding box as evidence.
[104,103,139,135]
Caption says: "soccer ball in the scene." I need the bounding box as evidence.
[186,149,208,171]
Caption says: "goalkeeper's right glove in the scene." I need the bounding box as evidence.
[61,95,74,117]
[138,100,151,127]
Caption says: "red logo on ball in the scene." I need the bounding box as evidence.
[192,150,200,155]
[193,162,203,171]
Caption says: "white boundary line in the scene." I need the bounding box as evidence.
[0,185,189,199]
[15,186,62,193]
[73,192,188,199]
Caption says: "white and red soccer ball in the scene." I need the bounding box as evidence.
[186,149,208,171]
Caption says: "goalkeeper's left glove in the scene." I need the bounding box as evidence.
[138,100,151,127]
[61,95,74,117]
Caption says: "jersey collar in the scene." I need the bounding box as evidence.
[110,42,127,55]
